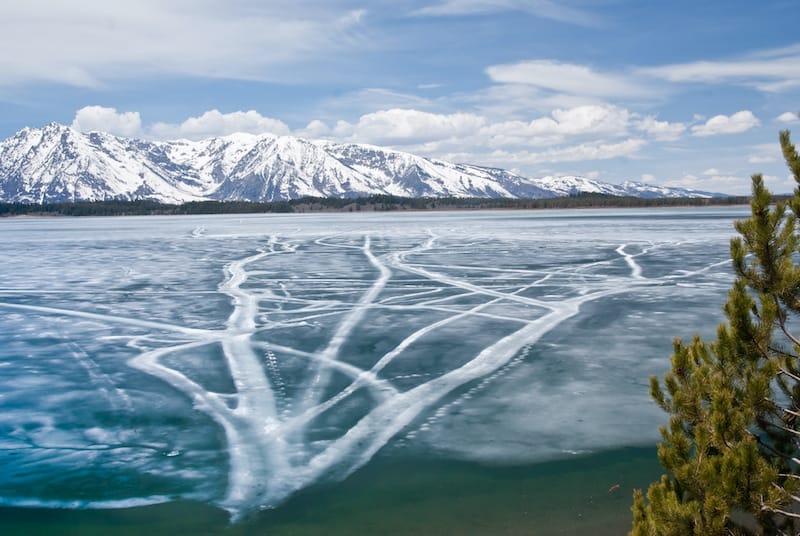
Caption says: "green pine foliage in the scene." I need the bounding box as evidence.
[632,129,800,535]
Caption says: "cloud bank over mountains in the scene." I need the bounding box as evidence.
[69,103,765,193]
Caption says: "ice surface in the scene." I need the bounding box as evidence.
[0,207,746,517]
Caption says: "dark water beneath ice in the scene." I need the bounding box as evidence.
[0,207,747,531]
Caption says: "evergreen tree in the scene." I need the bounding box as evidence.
[632,129,800,535]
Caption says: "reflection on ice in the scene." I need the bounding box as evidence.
[0,209,744,517]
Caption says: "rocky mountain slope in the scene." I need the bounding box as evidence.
[0,123,724,203]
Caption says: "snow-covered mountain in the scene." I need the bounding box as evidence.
[0,123,725,203]
[532,175,721,199]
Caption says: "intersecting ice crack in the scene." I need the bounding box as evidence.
[0,231,730,519]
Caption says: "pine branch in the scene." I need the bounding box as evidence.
[779,367,800,383]
[761,505,800,521]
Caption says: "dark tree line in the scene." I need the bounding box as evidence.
[0,193,753,218]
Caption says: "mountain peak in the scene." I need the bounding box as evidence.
[41,121,72,133]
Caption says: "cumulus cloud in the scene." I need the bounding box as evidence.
[547,105,632,135]
[690,111,760,137]
[143,105,654,168]
[635,116,686,141]
[777,112,800,123]
[298,119,332,139]
[477,105,633,148]
[67,103,672,172]
[486,60,648,99]
[319,105,667,155]
[330,108,487,144]
[71,105,142,137]
[150,110,290,140]
[0,1,366,87]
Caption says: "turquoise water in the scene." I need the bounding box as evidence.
[0,208,747,532]
[2,447,662,535]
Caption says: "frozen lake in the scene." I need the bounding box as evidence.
[0,207,747,520]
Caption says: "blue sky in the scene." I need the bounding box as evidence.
[0,0,798,194]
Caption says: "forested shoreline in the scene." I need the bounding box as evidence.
[0,193,754,217]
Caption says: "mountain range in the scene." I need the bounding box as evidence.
[0,123,725,204]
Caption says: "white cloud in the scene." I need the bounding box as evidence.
[64,104,671,176]
[749,155,777,164]
[71,105,142,137]
[412,0,601,26]
[777,112,800,124]
[690,111,760,137]
[150,110,290,140]
[479,107,683,147]
[309,88,437,125]
[664,167,795,196]
[486,60,648,99]
[747,143,781,164]
[0,1,366,87]
[664,173,749,195]
[324,105,651,152]
[548,105,631,135]
[331,108,487,144]
[461,83,601,119]
[298,119,332,139]
[635,116,686,141]
[640,44,800,93]
[640,173,656,183]
[479,105,633,148]
[484,139,647,165]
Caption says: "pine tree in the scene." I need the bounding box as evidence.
[631,128,800,536]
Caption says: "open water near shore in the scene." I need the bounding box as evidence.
[0,207,748,534]
[2,447,661,535]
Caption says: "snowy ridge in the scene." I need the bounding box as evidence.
[0,124,726,203]
[534,175,721,199]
